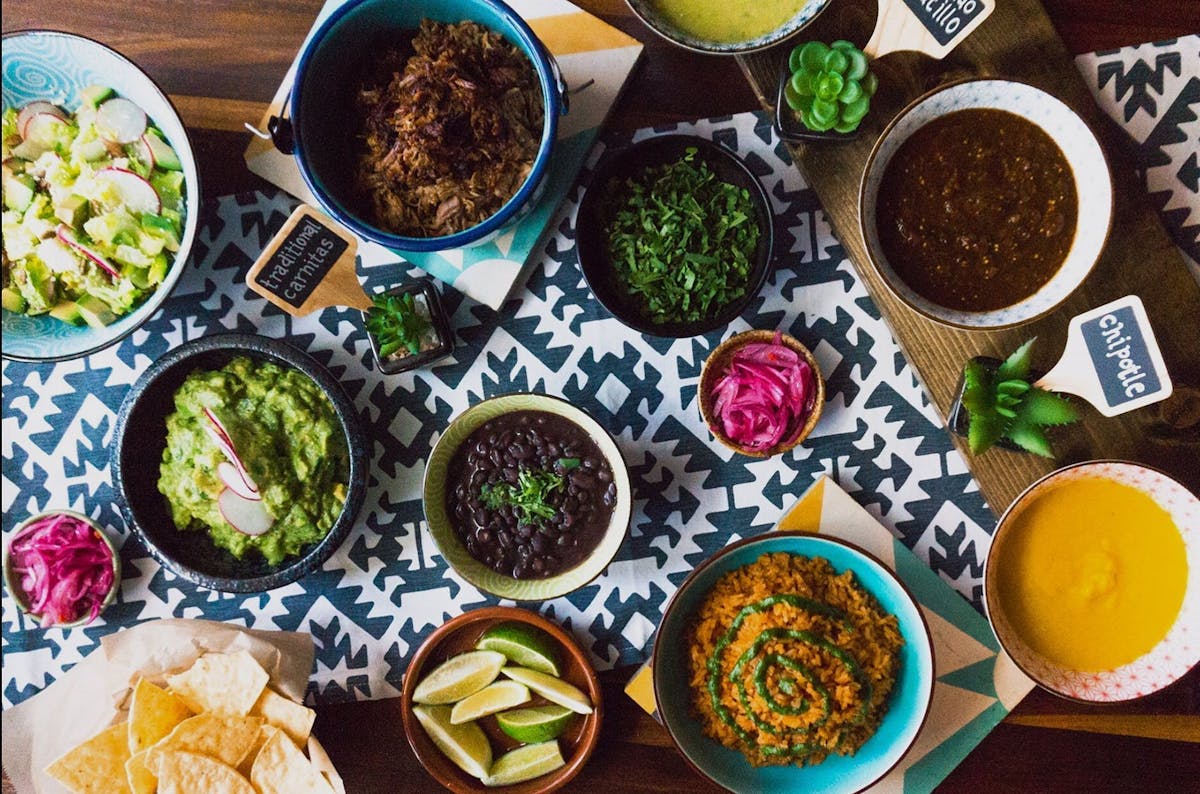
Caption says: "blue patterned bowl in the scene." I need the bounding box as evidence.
[859,78,1112,330]
[653,532,934,794]
[285,0,566,252]
[625,0,831,55]
[1,30,200,363]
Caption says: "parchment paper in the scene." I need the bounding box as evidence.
[1,619,344,794]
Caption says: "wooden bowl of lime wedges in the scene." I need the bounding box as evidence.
[401,606,602,793]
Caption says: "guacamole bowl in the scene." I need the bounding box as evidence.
[111,333,369,593]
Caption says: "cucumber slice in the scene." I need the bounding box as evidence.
[49,300,85,325]
[79,85,115,109]
[76,293,117,328]
[3,172,35,213]
[143,130,182,171]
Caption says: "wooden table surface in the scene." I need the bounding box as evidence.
[3,1,1199,792]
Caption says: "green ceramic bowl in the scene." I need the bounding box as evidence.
[422,393,632,600]
[3,510,121,628]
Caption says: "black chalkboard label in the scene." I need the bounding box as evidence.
[1080,304,1163,409]
[901,0,988,46]
[253,214,349,309]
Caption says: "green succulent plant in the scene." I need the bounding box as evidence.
[784,40,879,133]
[366,291,431,358]
[961,338,1079,457]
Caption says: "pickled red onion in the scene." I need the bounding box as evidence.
[710,332,816,450]
[7,513,115,628]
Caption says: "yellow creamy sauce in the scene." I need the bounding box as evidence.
[649,0,806,43]
[994,478,1187,672]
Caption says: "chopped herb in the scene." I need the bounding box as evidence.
[365,291,432,358]
[602,147,760,325]
[961,338,1079,457]
[480,468,564,524]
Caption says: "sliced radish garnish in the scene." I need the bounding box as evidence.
[56,225,119,279]
[218,461,260,501]
[218,488,273,536]
[23,113,70,146]
[36,237,80,273]
[132,137,155,168]
[95,167,160,214]
[95,98,146,144]
[203,407,261,497]
[18,101,66,138]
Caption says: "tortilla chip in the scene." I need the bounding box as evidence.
[153,750,255,794]
[251,727,336,794]
[252,686,317,745]
[148,712,263,769]
[125,750,157,794]
[166,650,269,716]
[128,678,193,754]
[238,723,281,778]
[45,723,132,794]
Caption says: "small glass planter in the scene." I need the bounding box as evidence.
[947,356,1046,453]
[363,277,454,375]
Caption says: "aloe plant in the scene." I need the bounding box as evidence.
[961,338,1079,457]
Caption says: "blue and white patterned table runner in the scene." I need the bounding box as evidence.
[3,36,1195,708]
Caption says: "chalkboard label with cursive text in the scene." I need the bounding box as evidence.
[253,214,349,309]
[901,0,987,46]
[1081,304,1164,409]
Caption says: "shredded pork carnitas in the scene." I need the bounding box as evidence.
[353,20,544,237]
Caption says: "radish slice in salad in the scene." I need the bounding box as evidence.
[23,113,70,146]
[95,167,161,214]
[7,513,116,627]
[17,101,67,138]
[710,332,817,451]
[218,488,273,536]
[218,461,261,501]
[57,224,120,279]
[95,97,147,143]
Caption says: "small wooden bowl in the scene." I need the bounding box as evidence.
[401,606,603,793]
[698,330,825,458]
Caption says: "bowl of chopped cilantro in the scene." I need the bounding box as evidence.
[575,134,774,337]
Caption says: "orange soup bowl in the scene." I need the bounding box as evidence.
[984,461,1200,702]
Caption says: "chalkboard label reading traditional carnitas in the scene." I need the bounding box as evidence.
[900,0,988,46]
[253,214,349,309]
[1035,296,1173,418]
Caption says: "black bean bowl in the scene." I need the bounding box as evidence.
[422,393,632,601]
[110,333,368,593]
[575,134,774,338]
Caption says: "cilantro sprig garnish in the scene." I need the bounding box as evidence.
[481,468,565,524]
[602,148,759,325]
[961,338,1079,457]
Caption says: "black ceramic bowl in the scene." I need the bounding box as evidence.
[111,333,368,593]
[575,134,774,338]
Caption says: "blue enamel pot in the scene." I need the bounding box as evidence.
[271,0,567,252]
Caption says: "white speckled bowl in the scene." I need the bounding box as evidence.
[2,30,200,362]
[860,78,1112,330]
[624,0,830,55]
[422,393,632,601]
[985,461,1200,702]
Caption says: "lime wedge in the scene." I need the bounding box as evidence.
[411,704,493,779]
[500,667,593,715]
[483,741,565,787]
[450,680,531,725]
[412,650,506,705]
[495,704,577,743]
[476,621,562,676]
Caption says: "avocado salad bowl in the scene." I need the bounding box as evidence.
[2,30,200,362]
[110,333,369,593]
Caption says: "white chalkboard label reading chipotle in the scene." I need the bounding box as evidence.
[1036,295,1173,417]
[247,205,373,316]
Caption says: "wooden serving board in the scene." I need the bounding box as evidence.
[737,0,1200,513]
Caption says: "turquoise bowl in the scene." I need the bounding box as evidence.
[653,532,934,794]
[1,31,200,363]
[289,0,565,252]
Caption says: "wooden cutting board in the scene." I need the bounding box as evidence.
[737,0,1200,513]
